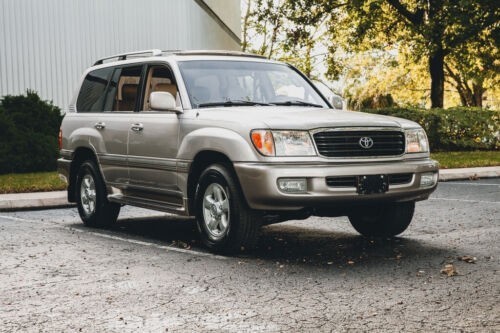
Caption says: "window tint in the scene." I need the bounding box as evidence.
[76,67,113,112]
[109,66,143,111]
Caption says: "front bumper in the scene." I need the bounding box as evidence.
[234,158,439,210]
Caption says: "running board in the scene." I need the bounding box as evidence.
[108,194,189,216]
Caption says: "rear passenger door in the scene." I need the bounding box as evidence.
[127,64,182,204]
[82,65,143,188]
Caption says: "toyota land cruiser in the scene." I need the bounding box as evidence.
[58,50,439,253]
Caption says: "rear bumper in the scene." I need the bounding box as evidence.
[234,158,439,210]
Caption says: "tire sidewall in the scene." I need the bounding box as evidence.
[76,161,104,225]
[194,165,239,251]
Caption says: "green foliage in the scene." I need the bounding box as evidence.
[360,107,500,151]
[0,91,63,174]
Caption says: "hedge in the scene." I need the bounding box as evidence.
[0,91,62,174]
[360,107,499,151]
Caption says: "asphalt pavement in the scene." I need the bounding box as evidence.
[0,178,499,332]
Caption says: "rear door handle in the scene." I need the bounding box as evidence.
[94,122,105,130]
[131,123,144,132]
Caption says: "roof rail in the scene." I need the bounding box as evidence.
[93,49,170,66]
[170,50,267,59]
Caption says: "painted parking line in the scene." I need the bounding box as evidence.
[439,182,500,187]
[429,198,500,204]
[0,215,228,260]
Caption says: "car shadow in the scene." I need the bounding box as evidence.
[68,214,454,269]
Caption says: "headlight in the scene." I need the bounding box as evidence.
[251,130,316,156]
[405,128,429,153]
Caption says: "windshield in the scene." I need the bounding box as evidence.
[178,60,329,109]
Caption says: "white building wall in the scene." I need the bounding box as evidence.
[0,0,241,110]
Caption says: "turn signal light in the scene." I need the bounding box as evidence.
[251,130,275,156]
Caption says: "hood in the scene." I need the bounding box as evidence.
[196,106,420,130]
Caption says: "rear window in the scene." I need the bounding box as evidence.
[76,67,113,112]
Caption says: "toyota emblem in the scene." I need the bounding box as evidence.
[359,137,374,149]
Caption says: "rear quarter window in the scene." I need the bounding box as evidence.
[76,67,114,112]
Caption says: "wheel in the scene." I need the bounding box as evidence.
[348,202,415,237]
[194,163,261,254]
[75,160,120,227]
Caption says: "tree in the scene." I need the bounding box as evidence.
[241,0,340,79]
[342,0,499,108]
[444,27,499,107]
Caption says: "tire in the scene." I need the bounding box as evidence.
[75,160,120,228]
[194,163,261,254]
[348,202,415,237]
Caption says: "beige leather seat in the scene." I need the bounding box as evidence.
[118,84,138,111]
[154,83,177,97]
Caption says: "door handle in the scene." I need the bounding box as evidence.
[94,122,105,130]
[131,123,144,132]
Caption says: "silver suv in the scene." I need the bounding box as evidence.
[58,50,438,253]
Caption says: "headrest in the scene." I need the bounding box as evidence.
[122,84,137,101]
[154,83,177,96]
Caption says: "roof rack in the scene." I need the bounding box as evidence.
[93,49,179,66]
[170,50,267,59]
[92,49,267,66]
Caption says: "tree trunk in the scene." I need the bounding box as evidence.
[472,83,484,108]
[429,47,445,108]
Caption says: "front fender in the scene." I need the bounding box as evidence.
[177,127,258,162]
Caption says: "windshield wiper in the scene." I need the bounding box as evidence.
[197,100,272,108]
[272,100,323,108]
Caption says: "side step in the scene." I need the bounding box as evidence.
[108,194,189,216]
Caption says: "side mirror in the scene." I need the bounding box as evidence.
[328,95,344,110]
[150,91,179,112]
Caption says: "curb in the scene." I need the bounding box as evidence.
[0,167,498,212]
[439,166,500,181]
[0,191,75,212]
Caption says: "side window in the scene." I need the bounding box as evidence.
[76,67,113,112]
[142,65,180,111]
[108,66,143,111]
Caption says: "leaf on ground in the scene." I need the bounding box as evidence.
[457,255,477,263]
[441,264,458,277]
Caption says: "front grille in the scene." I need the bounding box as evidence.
[313,130,405,157]
[326,173,414,188]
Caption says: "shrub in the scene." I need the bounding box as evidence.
[0,91,62,174]
[360,107,499,151]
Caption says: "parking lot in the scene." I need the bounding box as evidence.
[1,179,499,332]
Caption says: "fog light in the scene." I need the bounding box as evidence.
[420,172,437,187]
[277,178,307,193]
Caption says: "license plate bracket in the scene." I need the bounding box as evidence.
[357,175,388,195]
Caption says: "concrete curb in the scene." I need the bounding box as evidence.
[0,166,498,211]
[0,191,75,212]
[439,166,500,181]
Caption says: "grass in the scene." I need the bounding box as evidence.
[431,151,500,169]
[0,171,66,194]
[0,151,498,193]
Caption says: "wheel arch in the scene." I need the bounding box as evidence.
[187,150,245,215]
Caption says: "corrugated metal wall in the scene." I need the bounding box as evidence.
[0,0,241,110]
